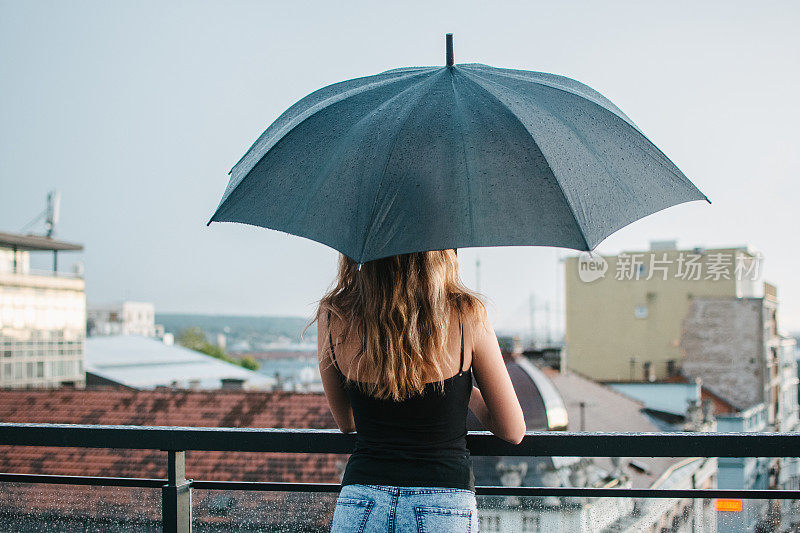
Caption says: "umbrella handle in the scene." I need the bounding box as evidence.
[446,33,454,67]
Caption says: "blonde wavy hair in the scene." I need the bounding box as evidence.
[314,249,485,401]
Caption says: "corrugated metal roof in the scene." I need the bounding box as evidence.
[85,335,275,390]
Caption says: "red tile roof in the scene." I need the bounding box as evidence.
[0,387,341,481]
[0,387,342,526]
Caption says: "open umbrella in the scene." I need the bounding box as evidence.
[209,34,708,264]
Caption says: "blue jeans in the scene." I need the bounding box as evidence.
[330,484,478,533]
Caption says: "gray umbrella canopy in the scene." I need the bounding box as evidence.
[209,37,708,263]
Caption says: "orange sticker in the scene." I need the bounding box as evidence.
[716,499,743,512]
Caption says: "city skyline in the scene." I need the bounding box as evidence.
[2,1,799,332]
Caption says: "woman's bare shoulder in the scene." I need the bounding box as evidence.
[460,300,489,337]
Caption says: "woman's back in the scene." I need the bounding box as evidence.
[316,250,525,532]
[327,308,475,490]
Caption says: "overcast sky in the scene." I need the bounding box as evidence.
[1,1,798,335]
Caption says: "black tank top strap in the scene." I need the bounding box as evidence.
[458,306,465,375]
[326,310,342,373]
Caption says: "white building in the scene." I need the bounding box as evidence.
[0,232,86,388]
[85,335,275,390]
[87,301,163,338]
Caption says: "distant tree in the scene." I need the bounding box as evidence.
[177,327,255,371]
[239,356,260,371]
[202,343,228,360]
[177,327,207,352]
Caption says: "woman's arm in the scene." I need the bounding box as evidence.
[469,308,526,444]
[468,385,492,427]
[317,309,355,434]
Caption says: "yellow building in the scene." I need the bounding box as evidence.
[564,242,763,382]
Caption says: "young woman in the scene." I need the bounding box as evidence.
[316,250,525,533]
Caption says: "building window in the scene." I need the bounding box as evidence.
[36,361,44,378]
[667,360,677,377]
[479,515,501,532]
[643,361,653,382]
[522,514,541,532]
[26,361,34,379]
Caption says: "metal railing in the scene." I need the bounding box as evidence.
[0,268,83,280]
[1,423,800,532]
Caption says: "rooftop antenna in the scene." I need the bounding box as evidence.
[20,190,60,237]
[45,191,60,237]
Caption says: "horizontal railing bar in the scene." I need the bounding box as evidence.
[0,472,166,488]
[475,487,800,500]
[189,481,800,500]
[2,423,799,457]
[2,474,798,500]
[191,481,340,493]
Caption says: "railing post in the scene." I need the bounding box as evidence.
[162,450,191,533]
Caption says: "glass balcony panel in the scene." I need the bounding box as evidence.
[185,491,800,532]
[478,496,798,533]
[0,482,161,532]
[192,489,336,532]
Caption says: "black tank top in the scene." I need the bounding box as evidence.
[328,310,475,491]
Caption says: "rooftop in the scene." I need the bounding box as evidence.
[542,365,680,488]
[0,231,83,252]
[0,387,339,481]
[85,335,275,390]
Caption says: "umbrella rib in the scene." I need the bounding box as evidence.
[356,72,444,263]
[472,71,632,227]
[467,70,709,236]
[474,67,695,188]
[449,72,476,245]
[229,69,434,177]
[466,71,710,246]
[283,73,441,244]
[212,69,436,223]
[458,71,593,251]
[462,64,639,133]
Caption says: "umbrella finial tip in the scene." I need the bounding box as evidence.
[445,33,454,67]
